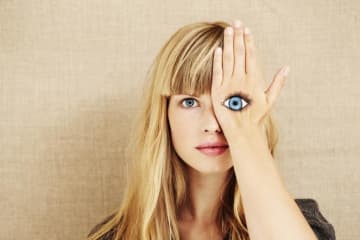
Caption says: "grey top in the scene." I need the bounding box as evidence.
[88,198,336,240]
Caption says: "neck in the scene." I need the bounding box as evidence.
[179,166,231,224]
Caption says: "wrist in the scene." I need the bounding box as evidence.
[227,129,270,159]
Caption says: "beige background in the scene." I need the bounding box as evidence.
[1,0,358,239]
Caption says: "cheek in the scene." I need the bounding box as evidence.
[170,113,194,142]
[168,108,198,150]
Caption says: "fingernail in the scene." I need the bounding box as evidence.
[244,27,251,35]
[283,66,290,76]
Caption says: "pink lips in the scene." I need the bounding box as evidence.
[195,142,229,157]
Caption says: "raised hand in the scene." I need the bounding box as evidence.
[211,19,290,147]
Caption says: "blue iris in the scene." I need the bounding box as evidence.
[181,98,198,108]
[224,96,247,111]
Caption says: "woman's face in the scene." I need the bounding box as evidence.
[167,93,233,173]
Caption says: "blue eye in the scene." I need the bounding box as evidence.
[181,98,199,108]
[223,96,248,111]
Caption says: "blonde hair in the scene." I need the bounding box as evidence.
[87,20,279,240]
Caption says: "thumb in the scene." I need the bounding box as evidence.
[264,66,290,108]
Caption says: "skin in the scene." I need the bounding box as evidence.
[168,94,232,239]
[168,19,317,240]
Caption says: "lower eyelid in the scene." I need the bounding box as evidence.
[181,98,198,107]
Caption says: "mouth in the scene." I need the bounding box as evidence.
[195,146,228,156]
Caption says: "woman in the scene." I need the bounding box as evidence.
[87,19,335,240]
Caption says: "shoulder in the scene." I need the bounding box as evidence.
[294,198,336,240]
[87,213,117,240]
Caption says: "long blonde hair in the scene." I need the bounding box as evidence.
[87,20,279,240]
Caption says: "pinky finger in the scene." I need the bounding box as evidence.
[212,47,223,89]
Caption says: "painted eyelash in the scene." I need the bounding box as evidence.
[224,91,252,104]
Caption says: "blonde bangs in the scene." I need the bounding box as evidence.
[170,48,214,97]
[159,24,225,97]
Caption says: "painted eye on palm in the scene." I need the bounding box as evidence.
[223,95,249,111]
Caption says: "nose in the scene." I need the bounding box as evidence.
[203,108,222,134]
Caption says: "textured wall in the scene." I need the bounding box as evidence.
[0,0,358,239]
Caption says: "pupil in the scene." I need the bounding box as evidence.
[229,97,242,110]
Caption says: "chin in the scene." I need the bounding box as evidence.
[185,160,233,174]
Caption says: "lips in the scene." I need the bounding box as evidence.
[196,142,228,149]
[195,142,229,157]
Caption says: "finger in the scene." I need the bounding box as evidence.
[232,20,245,79]
[244,27,258,77]
[264,66,290,109]
[223,26,234,81]
[212,47,223,89]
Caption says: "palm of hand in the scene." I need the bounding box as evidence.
[211,19,290,143]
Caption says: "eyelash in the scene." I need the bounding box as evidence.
[180,98,199,108]
[180,96,251,111]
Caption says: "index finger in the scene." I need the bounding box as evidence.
[212,47,223,89]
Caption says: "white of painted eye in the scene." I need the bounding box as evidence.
[223,96,248,111]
